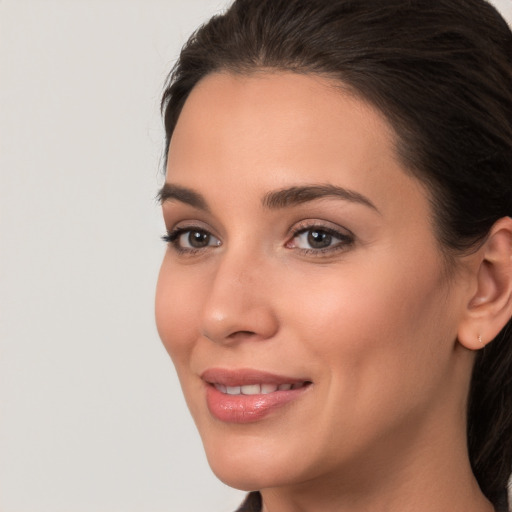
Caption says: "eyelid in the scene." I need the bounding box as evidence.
[162,222,222,254]
[164,226,220,243]
[286,219,355,254]
[287,219,354,239]
[161,218,354,256]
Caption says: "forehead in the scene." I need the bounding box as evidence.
[171,71,397,146]
[167,72,420,208]
[168,72,399,180]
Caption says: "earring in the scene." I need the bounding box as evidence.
[478,334,484,346]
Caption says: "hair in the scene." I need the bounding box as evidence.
[161,0,512,509]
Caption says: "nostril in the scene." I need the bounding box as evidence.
[202,329,256,343]
[225,330,259,342]
[229,330,256,337]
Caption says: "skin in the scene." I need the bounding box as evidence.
[155,72,498,512]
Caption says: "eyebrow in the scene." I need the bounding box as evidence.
[158,183,379,213]
[158,183,210,211]
[262,184,379,212]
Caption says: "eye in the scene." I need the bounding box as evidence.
[295,229,335,249]
[163,227,221,252]
[287,225,354,253]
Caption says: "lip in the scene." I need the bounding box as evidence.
[201,368,312,424]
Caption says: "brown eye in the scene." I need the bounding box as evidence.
[187,230,211,248]
[289,225,354,253]
[307,230,332,249]
[178,229,221,249]
[164,227,221,252]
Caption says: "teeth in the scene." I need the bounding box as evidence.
[214,382,306,395]
[241,384,261,395]
[261,383,278,394]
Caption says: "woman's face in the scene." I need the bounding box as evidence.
[156,72,472,492]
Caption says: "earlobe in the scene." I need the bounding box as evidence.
[457,217,512,351]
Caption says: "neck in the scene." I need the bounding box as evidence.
[260,406,494,512]
[260,453,493,512]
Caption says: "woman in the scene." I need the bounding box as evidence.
[155,1,512,511]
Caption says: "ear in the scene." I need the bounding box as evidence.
[457,216,512,351]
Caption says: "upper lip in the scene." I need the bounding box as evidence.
[201,368,311,387]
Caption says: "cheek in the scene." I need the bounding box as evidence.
[276,258,456,459]
[155,257,202,364]
[285,253,453,388]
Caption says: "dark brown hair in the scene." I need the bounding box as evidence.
[161,0,512,509]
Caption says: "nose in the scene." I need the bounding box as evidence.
[200,251,279,345]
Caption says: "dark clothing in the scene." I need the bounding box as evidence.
[235,490,510,511]
[235,492,262,512]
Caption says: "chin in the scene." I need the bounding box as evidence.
[201,433,305,491]
[208,459,294,492]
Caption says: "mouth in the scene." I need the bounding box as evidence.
[212,382,310,395]
[201,368,312,423]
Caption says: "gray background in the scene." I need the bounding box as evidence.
[1,1,511,511]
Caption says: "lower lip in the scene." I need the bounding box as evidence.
[205,384,310,424]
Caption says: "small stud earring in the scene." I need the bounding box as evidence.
[478,334,483,346]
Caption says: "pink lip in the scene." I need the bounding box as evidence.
[201,368,312,424]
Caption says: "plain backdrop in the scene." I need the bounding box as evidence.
[1,1,511,511]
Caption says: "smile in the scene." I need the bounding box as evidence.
[213,382,309,395]
[201,369,312,423]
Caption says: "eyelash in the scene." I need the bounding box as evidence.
[287,223,355,256]
[162,223,354,256]
[162,226,220,255]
